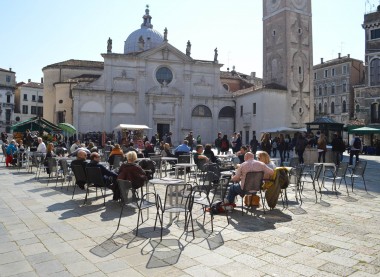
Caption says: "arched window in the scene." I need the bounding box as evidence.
[319,86,322,96]
[223,84,229,91]
[342,100,347,113]
[324,84,328,95]
[318,103,322,114]
[192,105,212,117]
[218,106,235,118]
[355,104,360,113]
[370,58,380,86]
[331,102,335,114]
[331,84,335,94]
[324,102,327,114]
[371,103,379,122]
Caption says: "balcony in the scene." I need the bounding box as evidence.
[2,103,14,109]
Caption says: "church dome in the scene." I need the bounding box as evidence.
[124,7,164,54]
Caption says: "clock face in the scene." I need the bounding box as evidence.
[291,0,307,10]
[266,0,281,13]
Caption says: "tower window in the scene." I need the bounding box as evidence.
[272,30,276,36]
[371,28,380,40]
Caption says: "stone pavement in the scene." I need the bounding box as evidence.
[0,153,380,277]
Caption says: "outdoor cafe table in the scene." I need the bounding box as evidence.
[175,163,197,183]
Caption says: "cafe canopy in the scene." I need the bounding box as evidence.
[11,117,62,133]
[348,126,380,134]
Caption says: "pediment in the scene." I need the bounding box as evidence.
[137,42,193,63]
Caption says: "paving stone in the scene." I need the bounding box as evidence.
[0,260,34,277]
[32,259,66,275]
[318,262,356,276]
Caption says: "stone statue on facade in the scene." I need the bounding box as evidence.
[107,37,112,53]
[186,40,191,56]
[164,27,168,41]
[214,47,218,62]
[138,36,145,51]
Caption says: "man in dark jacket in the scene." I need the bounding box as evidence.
[71,150,88,189]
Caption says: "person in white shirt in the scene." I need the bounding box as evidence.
[70,140,81,154]
[36,137,47,153]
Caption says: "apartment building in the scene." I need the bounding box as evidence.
[0,68,16,133]
[14,80,44,123]
[313,54,364,125]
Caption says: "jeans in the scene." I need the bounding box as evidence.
[349,150,360,165]
[279,150,285,165]
[226,183,244,203]
[318,151,326,163]
[298,149,305,164]
[333,151,342,165]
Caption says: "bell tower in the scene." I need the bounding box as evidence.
[263,0,314,126]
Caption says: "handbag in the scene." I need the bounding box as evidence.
[244,195,260,206]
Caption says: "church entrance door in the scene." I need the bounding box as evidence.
[157,123,170,142]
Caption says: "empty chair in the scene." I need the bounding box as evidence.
[155,183,194,240]
[56,159,73,190]
[110,155,123,171]
[149,155,162,178]
[115,179,157,235]
[288,165,303,203]
[322,162,349,195]
[288,157,300,168]
[300,164,323,203]
[347,161,367,192]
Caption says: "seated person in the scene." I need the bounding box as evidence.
[118,151,147,196]
[123,142,138,154]
[236,146,249,164]
[174,140,191,156]
[256,150,276,169]
[225,152,274,204]
[203,144,217,163]
[71,150,88,189]
[108,144,124,164]
[87,152,119,200]
[161,143,177,165]
[70,144,91,158]
[142,141,155,158]
[193,144,209,167]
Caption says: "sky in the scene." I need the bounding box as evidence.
[1,0,378,83]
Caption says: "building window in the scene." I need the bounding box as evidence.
[324,69,328,78]
[314,72,317,80]
[318,103,322,114]
[371,28,380,39]
[6,95,11,103]
[355,104,360,113]
[155,67,173,85]
[324,102,327,114]
[342,100,347,113]
[6,75,11,82]
[38,96,43,103]
[319,86,322,96]
[31,106,36,115]
[332,68,335,76]
[218,106,235,118]
[37,107,43,117]
[22,105,28,114]
[23,94,27,101]
[370,58,380,86]
[324,84,328,95]
[32,95,36,102]
[192,105,212,117]
[253,103,256,115]
[240,105,243,117]
[331,102,335,114]
[331,84,335,94]
[342,81,347,92]
[223,84,229,91]
[342,65,347,75]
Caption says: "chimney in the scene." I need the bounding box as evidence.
[321,58,324,64]
[9,68,12,71]
[28,79,31,83]
[338,53,341,59]
[348,54,350,58]
[41,77,44,83]
[251,72,256,78]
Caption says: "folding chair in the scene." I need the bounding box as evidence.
[241,171,265,215]
[115,179,157,235]
[347,161,367,192]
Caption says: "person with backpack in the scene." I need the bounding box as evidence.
[331,133,345,166]
[349,134,362,166]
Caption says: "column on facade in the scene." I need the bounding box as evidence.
[72,94,80,136]
[105,92,112,132]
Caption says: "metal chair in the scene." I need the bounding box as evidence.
[322,162,349,195]
[71,165,87,202]
[111,155,123,171]
[56,159,73,190]
[241,171,265,215]
[300,164,323,203]
[288,165,303,203]
[347,161,367,192]
[289,157,300,167]
[115,179,157,235]
[149,155,162,178]
[85,166,107,206]
[155,183,194,240]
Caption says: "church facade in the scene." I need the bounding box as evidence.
[43,7,235,145]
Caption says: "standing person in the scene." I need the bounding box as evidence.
[284,134,291,161]
[5,140,17,167]
[215,132,222,155]
[331,133,345,166]
[234,133,242,154]
[260,133,272,155]
[271,137,278,158]
[249,135,259,157]
[231,133,237,153]
[317,133,327,163]
[349,134,362,166]
[277,134,286,165]
[196,134,202,145]
[295,133,308,165]
[186,131,194,151]
[165,132,172,147]
[150,133,157,147]
[220,134,230,154]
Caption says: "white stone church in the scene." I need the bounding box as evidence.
[43,1,314,146]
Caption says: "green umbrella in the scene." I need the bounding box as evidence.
[58,123,76,135]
